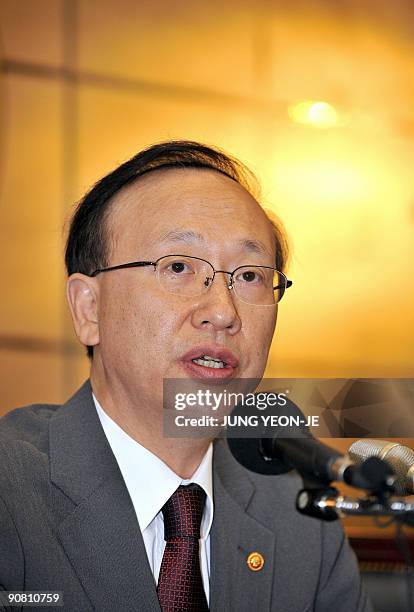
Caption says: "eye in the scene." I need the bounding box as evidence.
[237,268,264,284]
[165,260,195,274]
[242,270,257,283]
[171,262,186,273]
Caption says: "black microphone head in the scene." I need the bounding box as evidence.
[344,456,396,492]
[227,436,291,475]
[226,393,310,475]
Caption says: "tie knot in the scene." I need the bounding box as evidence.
[162,484,206,541]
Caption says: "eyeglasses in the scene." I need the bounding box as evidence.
[90,254,293,306]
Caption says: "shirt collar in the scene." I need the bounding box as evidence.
[93,393,213,539]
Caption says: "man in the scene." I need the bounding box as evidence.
[0,141,372,611]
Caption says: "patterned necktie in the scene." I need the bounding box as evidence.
[157,484,209,612]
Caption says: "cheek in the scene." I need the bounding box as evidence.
[97,282,142,357]
[99,283,185,365]
[248,309,277,358]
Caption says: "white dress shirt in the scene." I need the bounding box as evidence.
[93,394,214,603]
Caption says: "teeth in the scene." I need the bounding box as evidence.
[192,356,225,369]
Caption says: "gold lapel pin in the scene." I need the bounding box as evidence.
[247,551,265,571]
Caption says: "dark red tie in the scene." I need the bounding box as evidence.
[157,484,209,612]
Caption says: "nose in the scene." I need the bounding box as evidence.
[191,271,242,334]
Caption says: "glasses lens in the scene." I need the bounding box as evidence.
[156,255,213,296]
[233,267,286,305]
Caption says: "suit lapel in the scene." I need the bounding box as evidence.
[49,381,161,612]
[210,439,276,612]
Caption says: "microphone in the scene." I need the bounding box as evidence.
[349,440,414,495]
[227,396,395,491]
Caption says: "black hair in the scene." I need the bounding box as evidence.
[64,140,289,357]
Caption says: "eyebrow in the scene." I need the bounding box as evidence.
[158,230,205,245]
[239,239,271,257]
[158,230,271,258]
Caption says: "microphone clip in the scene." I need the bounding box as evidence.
[296,486,414,526]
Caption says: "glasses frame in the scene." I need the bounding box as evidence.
[90,254,293,304]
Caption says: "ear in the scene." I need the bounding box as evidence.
[66,273,100,348]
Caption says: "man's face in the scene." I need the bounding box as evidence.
[93,168,278,411]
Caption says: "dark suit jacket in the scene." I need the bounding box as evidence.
[0,381,372,612]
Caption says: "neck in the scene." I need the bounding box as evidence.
[90,364,212,479]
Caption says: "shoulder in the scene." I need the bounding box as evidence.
[0,380,93,447]
[0,402,60,453]
[0,403,62,493]
[0,404,63,589]
[0,402,60,437]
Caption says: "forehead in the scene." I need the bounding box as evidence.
[107,168,275,259]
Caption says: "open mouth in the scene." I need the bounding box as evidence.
[180,346,239,379]
[192,355,226,369]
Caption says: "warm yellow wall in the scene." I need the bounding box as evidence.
[0,0,413,412]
